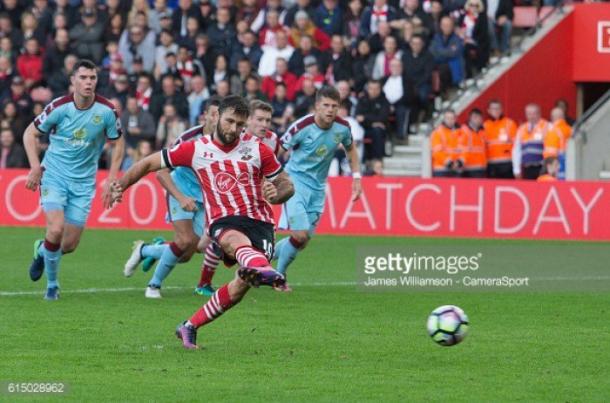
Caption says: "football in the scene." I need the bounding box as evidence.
[427,305,469,346]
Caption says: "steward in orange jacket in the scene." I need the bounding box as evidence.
[457,109,487,178]
[483,100,517,178]
[512,104,553,180]
[431,110,461,177]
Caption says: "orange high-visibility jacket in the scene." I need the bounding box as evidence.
[458,124,487,171]
[537,174,557,182]
[549,118,573,153]
[483,117,517,164]
[430,124,460,172]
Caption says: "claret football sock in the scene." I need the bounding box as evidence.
[198,244,220,287]
[188,284,237,328]
[42,239,62,289]
[149,242,182,287]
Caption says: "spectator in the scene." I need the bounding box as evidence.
[295,56,325,91]
[383,58,410,143]
[402,34,434,127]
[1,100,27,144]
[372,35,403,80]
[314,0,344,36]
[430,109,460,177]
[69,8,105,64]
[206,7,237,59]
[537,156,559,182]
[0,37,13,65]
[107,73,130,107]
[555,99,575,125]
[262,58,298,101]
[458,0,489,78]
[188,74,210,125]
[323,35,353,85]
[105,12,125,44]
[16,38,43,89]
[430,16,465,88]
[258,30,295,77]
[236,0,261,27]
[122,139,154,171]
[258,9,290,48]
[215,79,231,98]
[0,55,14,96]
[135,73,154,113]
[429,0,444,35]
[172,0,203,39]
[178,15,201,52]
[177,45,204,90]
[210,54,231,93]
[193,34,216,80]
[336,80,358,114]
[121,96,156,151]
[360,0,398,38]
[338,100,364,166]
[54,0,79,27]
[251,0,286,34]
[0,127,26,168]
[198,0,217,31]
[293,77,317,118]
[487,0,513,56]
[457,108,487,177]
[483,99,516,178]
[150,75,189,121]
[270,82,293,132]
[230,30,263,72]
[512,103,552,180]
[285,0,316,27]
[118,24,156,74]
[244,74,267,102]
[49,54,78,98]
[0,14,20,52]
[155,30,179,79]
[392,0,434,38]
[20,11,45,46]
[352,39,375,93]
[230,58,253,95]
[291,10,331,52]
[288,35,326,77]
[344,0,364,47]
[30,0,54,38]
[42,29,70,78]
[356,79,390,175]
[156,102,187,149]
[149,1,172,34]
[368,20,392,54]
[3,76,33,117]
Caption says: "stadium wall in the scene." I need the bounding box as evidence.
[2,169,609,241]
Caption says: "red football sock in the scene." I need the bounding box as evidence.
[198,244,220,287]
[189,284,237,328]
[234,245,269,268]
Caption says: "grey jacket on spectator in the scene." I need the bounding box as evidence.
[69,21,105,64]
[121,110,157,149]
[119,30,156,74]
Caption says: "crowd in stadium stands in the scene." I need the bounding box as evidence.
[0,0,529,176]
[430,99,573,181]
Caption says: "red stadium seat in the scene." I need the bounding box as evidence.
[513,6,538,28]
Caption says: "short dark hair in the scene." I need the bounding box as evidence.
[469,108,483,117]
[219,95,250,117]
[315,86,340,103]
[250,99,273,115]
[71,59,97,76]
[205,95,222,111]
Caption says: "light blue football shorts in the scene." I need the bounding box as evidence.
[40,171,96,227]
[165,194,206,237]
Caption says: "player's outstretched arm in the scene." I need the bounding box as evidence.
[23,122,44,191]
[156,169,197,212]
[346,144,362,201]
[267,171,294,204]
[102,136,126,209]
[111,152,164,205]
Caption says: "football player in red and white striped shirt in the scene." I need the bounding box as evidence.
[195,100,281,294]
[111,95,294,349]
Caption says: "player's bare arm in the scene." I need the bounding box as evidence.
[156,168,197,212]
[346,143,362,202]
[102,136,125,209]
[111,152,164,204]
[266,171,294,204]
[23,122,44,191]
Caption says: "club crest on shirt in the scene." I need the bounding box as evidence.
[238,145,253,161]
[92,114,102,125]
[73,128,87,140]
[315,144,328,157]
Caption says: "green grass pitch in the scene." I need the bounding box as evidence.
[1,227,609,402]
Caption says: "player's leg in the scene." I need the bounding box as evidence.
[194,233,220,296]
[145,219,198,298]
[176,226,281,349]
[275,189,313,278]
[39,209,65,300]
